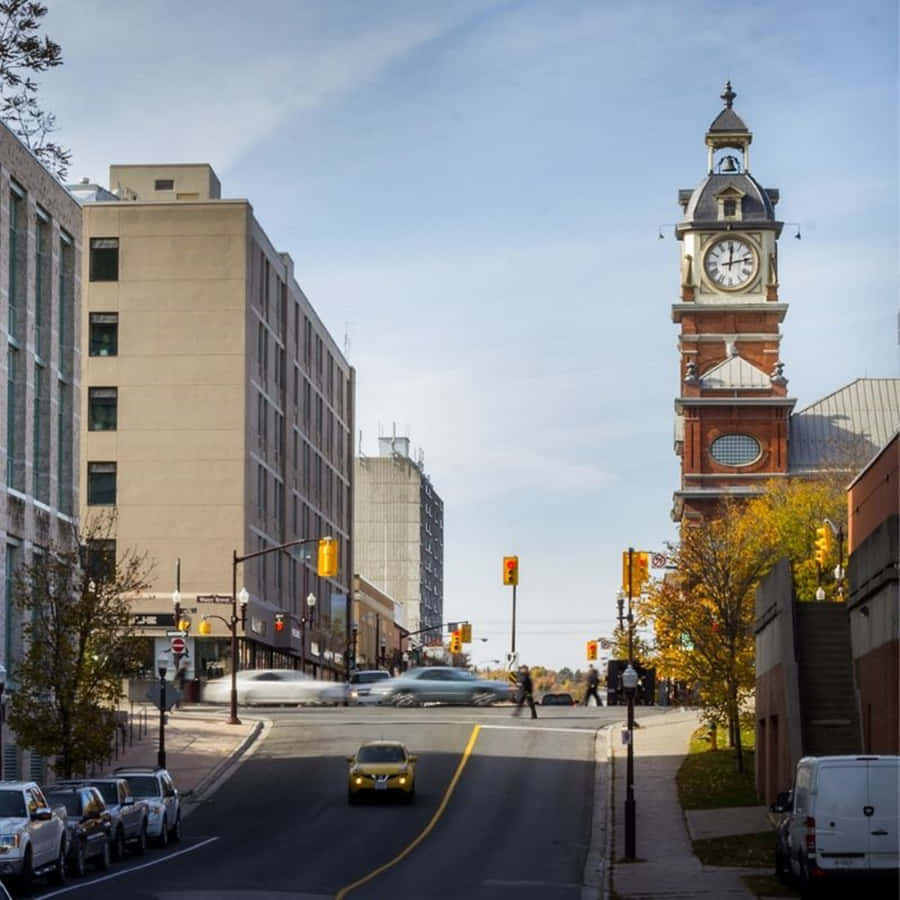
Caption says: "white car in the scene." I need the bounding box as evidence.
[202,669,346,706]
[348,670,392,705]
[114,767,182,847]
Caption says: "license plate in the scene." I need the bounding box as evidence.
[830,858,863,868]
[374,781,387,791]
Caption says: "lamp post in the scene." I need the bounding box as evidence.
[157,653,168,768]
[302,592,316,673]
[0,663,6,781]
[623,662,638,859]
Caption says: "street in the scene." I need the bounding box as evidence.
[27,703,665,899]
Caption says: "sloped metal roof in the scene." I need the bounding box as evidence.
[708,107,749,133]
[700,356,771,390]
[788,378,900,472]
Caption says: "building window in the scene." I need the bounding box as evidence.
[723,199,737,217]
[710,434,761,467]
[35,213,50,361]
[58,232,75,380]
[8,184,24,341]
[88,387,118,431]
[89,238,119,282]
[87,462,117,505]
[89,313,118,356]
[85,539,116,581]
[154,179,174,191]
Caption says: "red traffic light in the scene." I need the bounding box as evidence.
[275,614,285,633]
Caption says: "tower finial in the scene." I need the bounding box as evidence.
[720,80,736,109]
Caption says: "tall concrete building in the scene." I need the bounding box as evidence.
[78,164,354,681]
[0,122,82,779]
[354,435,443,642]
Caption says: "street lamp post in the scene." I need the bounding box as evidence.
[301,593,316,673]
[157,654,168,769]
[624,545,637,860]
[0,664,6,781]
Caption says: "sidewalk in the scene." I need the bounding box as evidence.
[98,705,263,811]
[609,709,771,900]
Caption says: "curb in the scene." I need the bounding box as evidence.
[180,718,264,809]
[581,723,615,900]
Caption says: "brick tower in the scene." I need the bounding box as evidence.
[672,83,796,522]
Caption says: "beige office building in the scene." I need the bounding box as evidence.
[78,164,354,681]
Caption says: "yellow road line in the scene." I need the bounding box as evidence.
[335,724,481,899]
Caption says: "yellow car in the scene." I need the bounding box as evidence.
[347,741,416,804]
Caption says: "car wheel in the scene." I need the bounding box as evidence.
[112,826,126,860]
[394,691,418,707]
[49,840,67,885]
[171,814,182,842]
[472,690,495,707]
[347,790,357,805]
[17,846,34,893]
[72,839,86,878]
[157,816,169,848]
[135,820,147,855]
[96,838,111,871]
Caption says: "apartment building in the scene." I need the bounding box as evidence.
[78,164,354,681]
[354,435,443,642]
[1,122,82,779]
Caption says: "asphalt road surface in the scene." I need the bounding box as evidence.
[26,704,664,899]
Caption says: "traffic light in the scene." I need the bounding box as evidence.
[274,613,285,633]
[813,525,833,566]
[621,550,651,594]
[586,640,598,661]
[502,555,519,586]
[460,623,472,643]
[177,617,191,633]
[317,537,338,577]
[449,630,462,654]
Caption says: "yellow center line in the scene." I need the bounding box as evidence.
[335,724,481,899]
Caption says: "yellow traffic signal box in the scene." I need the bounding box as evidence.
[621,550,650,594]
[814,525,832,566]
[460,623,472,643]
[449,630,462,654]
[503,555,519,586]
[317,537,339,577]
[586,640,598,661]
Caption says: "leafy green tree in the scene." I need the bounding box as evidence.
[0,1,71,177]
[8,514,153,777]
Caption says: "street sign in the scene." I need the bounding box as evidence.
[166,630,187,638]
[145,683,182,712]
[170,636,186,655]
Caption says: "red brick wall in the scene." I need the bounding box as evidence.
[848,435,898,554]
[855,639,899,754]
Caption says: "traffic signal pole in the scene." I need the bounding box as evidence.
[511,583,517,655]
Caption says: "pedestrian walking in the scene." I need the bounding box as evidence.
[513,665,537,719]
[584,663,601,707]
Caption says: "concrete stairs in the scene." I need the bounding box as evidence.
[795,603,861,756]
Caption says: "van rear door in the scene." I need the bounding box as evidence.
[813,763,869,872]
[866,759,899,872]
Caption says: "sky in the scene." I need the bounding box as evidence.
[39,0,898,671]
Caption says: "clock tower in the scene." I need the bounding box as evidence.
[672,83,796,522]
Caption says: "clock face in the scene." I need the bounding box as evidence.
[704,237,757,290]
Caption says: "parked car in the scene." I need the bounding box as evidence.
[540,692,576,706]
[348,670,392,705]
[202,669,346,706]
[368,667,513,706]
[347,741,416,804]
[0,781,67,890]
[113,766,182,847]
[42,785,112,877]
[775,754,899,893]
[57,777,148,859]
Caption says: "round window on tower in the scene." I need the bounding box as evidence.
[710,434,761,467]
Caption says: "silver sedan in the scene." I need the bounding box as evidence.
[201,669,346,706]
[368,667,513,707]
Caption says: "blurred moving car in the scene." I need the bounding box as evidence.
[540,692,576,706]
[57,777,148,859]
[42,785,111,877]
[368,667,513,707]
[114,766,182,847]
[202,669,346,706]
[347,741,416,803]
[348,669,392,705]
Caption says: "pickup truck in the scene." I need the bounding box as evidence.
[0,781,67,889]
[57,777,148,858]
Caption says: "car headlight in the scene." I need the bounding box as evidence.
[350,690,359,699]
[0,834,21,849]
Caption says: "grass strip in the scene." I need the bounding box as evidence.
[676,725,759,809]
[692,830,774,867]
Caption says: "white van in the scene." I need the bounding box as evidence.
[785,755,899,894]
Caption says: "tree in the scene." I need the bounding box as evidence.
[641,497,780,772]
[8,514,153,777]
[0,1,71,178]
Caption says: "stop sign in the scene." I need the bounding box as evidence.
[171,637,186,655]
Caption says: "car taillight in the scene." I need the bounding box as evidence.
[805,816,816,854]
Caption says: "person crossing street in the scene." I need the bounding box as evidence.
[512,665,538,719]
[584,663,602,706]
